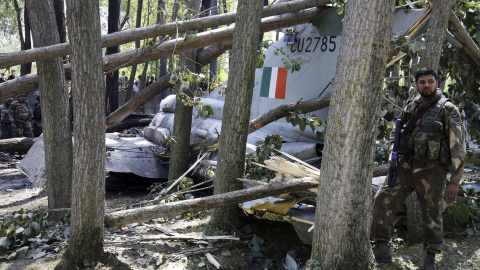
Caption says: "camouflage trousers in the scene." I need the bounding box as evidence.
[1,124,14,139]
[14,120,33,137]
[371,162,446,253]
[32,120,42,137]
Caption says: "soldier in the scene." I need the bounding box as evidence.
[11,93,33,137]
[32,91,42,137]
[371,68,466,270]
[0,98,15,139]
[118,71,128,91]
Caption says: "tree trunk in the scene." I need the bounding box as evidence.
[407,0,455,246]
[106,0,121,115]
[0,8,319,100]
[168,1,180,73]
[125,0,143,103]
[419,0,454,71]
[309,1,395,269]
[66,0,106,264]
[105,177,318,228]
[13,0,25,53]
[53,0,67,44]
[26,0,73,222]
[21,5,32,76]
[168,0,202,184]
[210,0,263,230]
[157,0,167,87]
[209,0,219,85]
[0,0,328,70]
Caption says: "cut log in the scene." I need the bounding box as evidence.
[0,8,320,100]
[104,177,318,227]
[0,137,38,153]
[105,116,153,133]
[448,10,480,68]
[0,0,329,69]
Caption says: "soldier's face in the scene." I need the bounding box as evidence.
[18,96,26,102]
[416,75,437,98]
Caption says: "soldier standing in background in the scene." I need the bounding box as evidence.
[32,91,42,137]
[11,94,33,137]
[0,98,15,139]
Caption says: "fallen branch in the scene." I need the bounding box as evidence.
[0,137,38,153]
[104,177,318,228]
[448,10,480,68]
[104,234,239,244]
[0,0,329,69]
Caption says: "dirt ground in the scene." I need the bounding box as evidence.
[1,154,480,270]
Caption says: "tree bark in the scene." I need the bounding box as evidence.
[21,5,32,76]
[168,0,202,184]
[120,0,131,30]
[53,0,67,44]
[106,0,121,115]
[66,0,106,264]
[0,0,329,70]
[448,10,480,68]
[0,8,319,100]
[209,0,219,84]
[26,0,73,222]
[210,0,263,230]
[104,177,318,228]
[309,1,395,269]
[419,0,454,71]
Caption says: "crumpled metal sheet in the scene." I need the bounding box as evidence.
[106,135,168,179]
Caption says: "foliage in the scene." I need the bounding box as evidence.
[375,139,390,164]
[443,185,480,236]
[0,208,50,252]
[245,134,283,180]
[285,105,326,140]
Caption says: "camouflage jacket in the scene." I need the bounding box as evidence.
[396,89,466,184]
[0,104,13,124]
[33,101,41,121]
[11,101,32,122]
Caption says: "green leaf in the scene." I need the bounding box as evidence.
[299,120,307,132]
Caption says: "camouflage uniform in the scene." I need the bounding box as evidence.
[32,100,42,137]
[11,100,33,137]
[371,89,466,253]
[0,102,14,139]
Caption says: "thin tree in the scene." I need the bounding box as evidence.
[167,0,202,185]
[210,0,263,230]
[309,0,395,269]
[125,0,144,103]
[106,0,121,115]
[406,0,455,245]
[21,4,31,76]
[66,0,106,264]
[209,0,218,84]
[53,0,67,44]
[26,0,73,222]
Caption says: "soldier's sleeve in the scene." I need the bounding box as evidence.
[9,104,16,122]
[444,103,466,184]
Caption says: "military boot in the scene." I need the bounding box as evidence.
[373,242,392,263]
[421,252,436,270]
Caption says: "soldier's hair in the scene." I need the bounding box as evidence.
[415,67,438,82]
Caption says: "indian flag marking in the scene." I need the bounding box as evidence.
[260,67,287,99]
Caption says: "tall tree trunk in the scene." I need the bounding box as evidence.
[106,0,121,115]
[168,0,202,185]
[66,0,106,264]
[309,0,395,269]
[209,0,218,85]
[168,2,180,73]
[21,5,32,76]
[26,0,73,222]
[158,0,167,81]
[120,0,131,29]
[13,0,26,76]
[406,0,455,246]
[125,0,144,103]
[53,0,67,44]
[210,0,263,230]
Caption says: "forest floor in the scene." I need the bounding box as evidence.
[0,153,479,270]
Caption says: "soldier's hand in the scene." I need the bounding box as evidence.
[444,183,458,204]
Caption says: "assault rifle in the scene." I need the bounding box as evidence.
[388,119,406,187]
